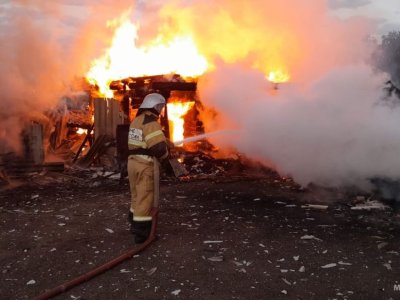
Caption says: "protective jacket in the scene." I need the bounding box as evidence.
[127,109,168,243]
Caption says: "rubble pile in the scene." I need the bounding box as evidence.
[179,152,255,177]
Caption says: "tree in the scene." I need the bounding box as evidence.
[375,31,400,88]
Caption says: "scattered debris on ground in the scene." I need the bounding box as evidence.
[1,156,400,299]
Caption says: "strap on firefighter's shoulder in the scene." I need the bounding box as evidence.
[128,148,152,156]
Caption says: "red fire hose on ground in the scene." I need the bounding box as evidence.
[33,209,159,300]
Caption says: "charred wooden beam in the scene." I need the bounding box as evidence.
[75,134,114,168]
[73,123,95,163]
[109,74,192,92]
[151,81,197,92]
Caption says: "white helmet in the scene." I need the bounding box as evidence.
[140,93,166,113]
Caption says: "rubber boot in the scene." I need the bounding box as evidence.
[132,220,152,244]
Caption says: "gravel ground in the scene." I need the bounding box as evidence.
[0,166,400,300]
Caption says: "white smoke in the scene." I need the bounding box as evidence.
[198,62,400,189]
[174,0,400,190]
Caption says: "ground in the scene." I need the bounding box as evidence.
[0,162,400,300]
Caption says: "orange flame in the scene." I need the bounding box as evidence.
[86,13,208,97]
[167,101,195,144]
[85,8,292,98]
[85,8,293,141]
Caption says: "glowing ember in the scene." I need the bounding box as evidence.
[76,128,87,135]
[167,101,195,145]
[268,70,290,83]
[86,14,208,97]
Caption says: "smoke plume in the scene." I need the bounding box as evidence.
[0,0,136,153]
[198,63,400,189]
[182,0,398,189]
[137,0,395,189]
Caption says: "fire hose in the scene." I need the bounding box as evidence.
[33,129,227,299]
[34,155,164,299]
[32,131,220,299]
[33,208,159,300]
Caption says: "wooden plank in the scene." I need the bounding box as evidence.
[168,158,188,177]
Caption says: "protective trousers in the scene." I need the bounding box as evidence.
[127,156,160,242]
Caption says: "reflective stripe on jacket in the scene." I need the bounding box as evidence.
[128,110,169,161]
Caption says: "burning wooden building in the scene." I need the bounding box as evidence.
[0,72,207,182]
[81,73,205,174]
[0,9,290,181]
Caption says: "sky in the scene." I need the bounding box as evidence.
[328,0,400,34]
[0,1,398,38]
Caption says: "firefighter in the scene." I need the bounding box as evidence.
[127,93,169,243]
